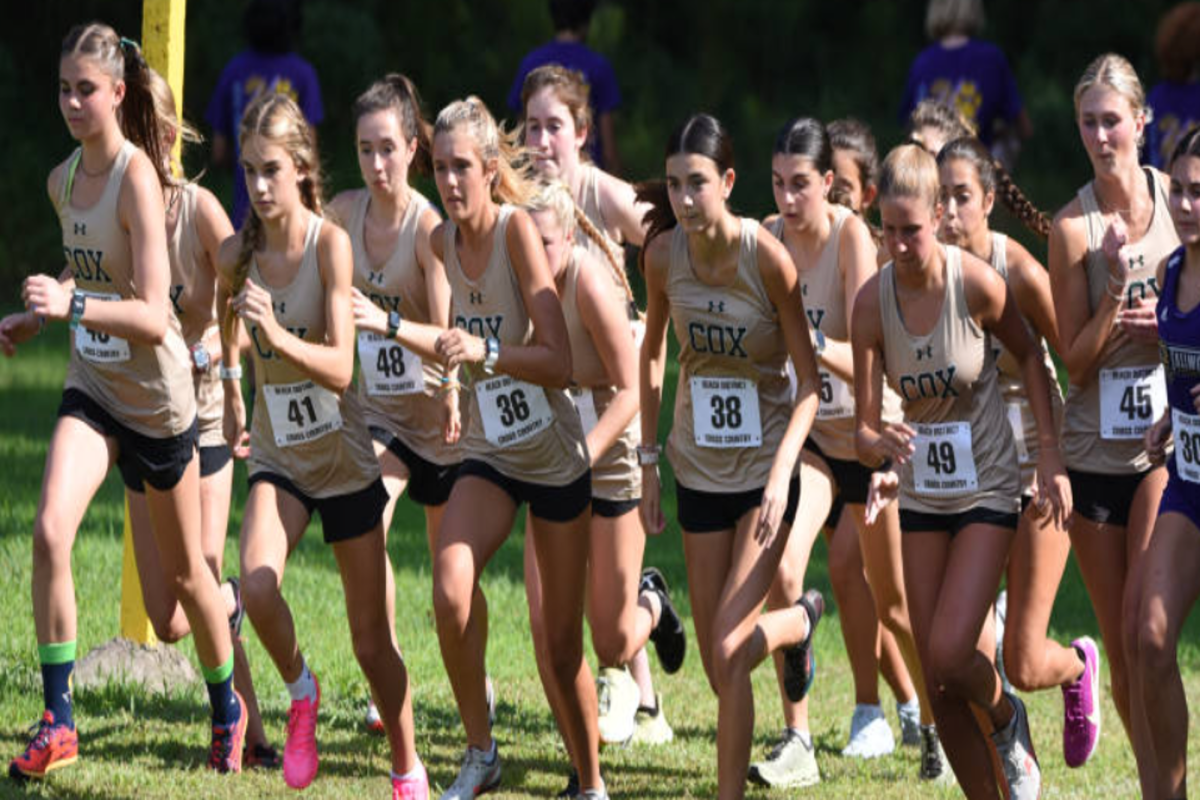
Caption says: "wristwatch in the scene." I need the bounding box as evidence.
[387,310,402,339]
[636,443,661,466]
[190,342,211,372]
[483,337,500,375]
[68,291,86,330]
[219,364,243,381]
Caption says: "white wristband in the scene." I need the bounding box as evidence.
[219,364,243,381]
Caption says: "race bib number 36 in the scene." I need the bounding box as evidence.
[690,376,762,448]
[264,380,343,447]
[1100,365,1167,439]
[73,292,130,363]
[1174,409,1200,484]
[911,421,979,496]
[475,375,555,447]
[358,332,423,396]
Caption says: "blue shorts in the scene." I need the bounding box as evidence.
[1160,462,1200,530]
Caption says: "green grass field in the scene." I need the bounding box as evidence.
[2,322,1199,799]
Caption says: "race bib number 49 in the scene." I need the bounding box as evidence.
[475,375,555,447]
[1174,409,1200,484]
[73,292,130,363]
[690,376,762,448]
[1100,365,1167,439]
[911,421,979,496]
[358,332,423,396]
[263,380,343,447]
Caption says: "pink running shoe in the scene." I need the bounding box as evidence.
[284,673,320,789]
[392,764,430,800]
[1062,636,1101,768]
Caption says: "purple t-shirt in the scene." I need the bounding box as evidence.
[507,40,621,167]
[205,50,324,227]
[1145,81,1200,169]
[899,39,1023,145]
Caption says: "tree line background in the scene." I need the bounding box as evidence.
[0,0,1179,285]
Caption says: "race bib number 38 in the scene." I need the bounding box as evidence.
[1100,365,1167,439]
[357,331,423,396]
[73,292,130,363]
[264,380,343,447]
[911,421,979,496]
[475,375,555,447]
[690,376,762,448]
[1174,409,1200,484]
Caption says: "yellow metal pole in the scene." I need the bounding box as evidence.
[118,0,187,644]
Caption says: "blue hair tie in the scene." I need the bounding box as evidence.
[118,37,140,53]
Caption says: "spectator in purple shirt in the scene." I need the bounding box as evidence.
[1145,2,1200,169]
[900,0,1031,166]
[507,0,623,174]
[205,0,324,227]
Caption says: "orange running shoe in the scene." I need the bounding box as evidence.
[9,711,78,780]
[209,691,248,774]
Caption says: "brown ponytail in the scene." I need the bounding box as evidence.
[938,136,1051,240]
[352,73,433,177]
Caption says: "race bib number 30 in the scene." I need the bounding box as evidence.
[73,292,130,363]
[817,370,855,420]
[475,375,555,447]
[358,332,423,396]
[264,380,343,447]
[911,421,978,496]
[1100,365,1167,439]
[1174,409,1200,484]
[690,376,762,448]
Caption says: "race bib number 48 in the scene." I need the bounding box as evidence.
[358,332,423,396]
[475,375,555,447]
[1100,365,1167,439]
[263,380,343,447]
[690,376,762,448]
[1174,409,1200,485]
[73,292,130,363]
[911,421,979,496]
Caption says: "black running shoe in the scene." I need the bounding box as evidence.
[783,589,824,702]
[557,768,579,798]
[225,576,245,638]
[640,567,685,674]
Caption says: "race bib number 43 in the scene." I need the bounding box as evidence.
[1100,365,1167,439]
[1174,409,1200,484]
[357,332,423,396]
[263,380,343,447]
[911,421,979,496]
[475,375,555,447]
[73,292,130,363]
[691,376,762,448]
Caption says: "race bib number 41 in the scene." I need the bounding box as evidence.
[263,380,343,447]
[73,292,130,363]
[357,332,423,396]
[911,421,979,496]
[475,375,555,447]
[1100,365,1167,439]
[1174,409,1200,484]
[690,376,762,448]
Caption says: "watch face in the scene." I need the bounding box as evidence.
[192,346,210,370]
[388,311,401,332]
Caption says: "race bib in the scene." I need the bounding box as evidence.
[631,318,646,350]
[1174,409,1200,484]
[357,331,423,396]
[1099,365,1167,439]
[475,375,555,447]
[570,387,599,436]
[1006,403,1029,462]
[911,422,979,496]
[817,370,854,420]
[690,376,762,448]
[73,292,130,363]
[263,380,343,447]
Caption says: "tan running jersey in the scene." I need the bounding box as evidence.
[561,245,638,501]
[987,232,1063,491]
[879,246,1020,515]
[346,189,458,467]
[59,141,195,438]
[767,213,900,462]
[1062,169,1178,474]
[445,205,588,485]
[577,164,626,273]
[166,183,224,448]
[245,213,381,497]
[665,219,792,493]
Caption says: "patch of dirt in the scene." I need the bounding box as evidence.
[75,637,199,695]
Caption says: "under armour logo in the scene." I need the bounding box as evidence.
[74,222,86,236]
[1129,254,1146,269]
[367,270,385,286]
[469,291,483,305]
[273,300,286,315]
[708,300,725,313]
[916,345,933,361]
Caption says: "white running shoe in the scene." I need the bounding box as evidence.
[439,743,502,800]
[596,666,638,745]
[992,693,1041,800]
[841,704,895,758]
[896,698,922,747]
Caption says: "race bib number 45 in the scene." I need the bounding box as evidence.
[73,292,130,363]
[358,332,423,396]
[1100,365,1167,439]
[911,421,979,496]
[691,376,762,448]
[263,380,343,447]
[475,375,555,447]
[1174,409,1200,485]
[817,370,854,420]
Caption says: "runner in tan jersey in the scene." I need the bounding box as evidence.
[936,133,1100,773]
[854,144,1069,800]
